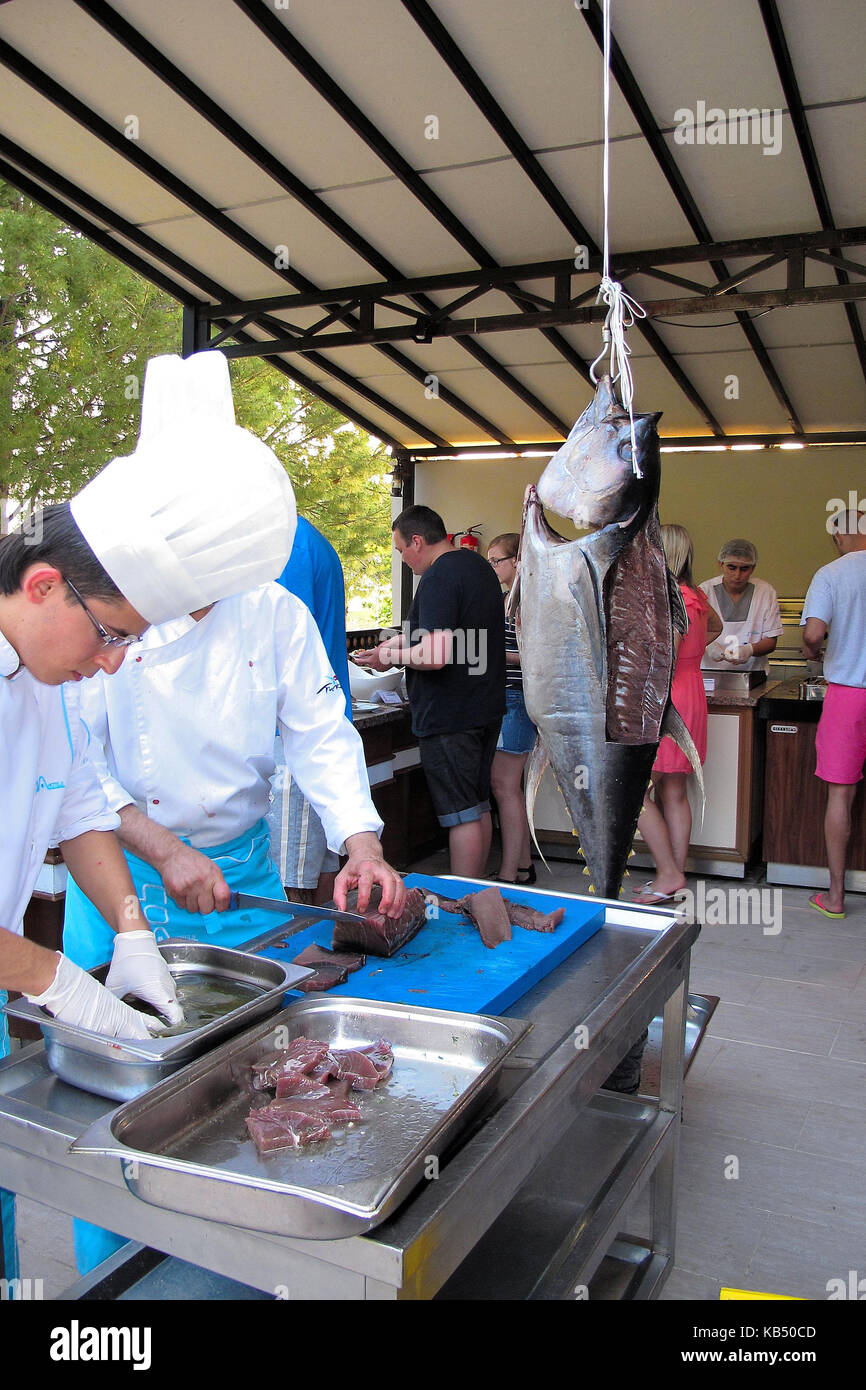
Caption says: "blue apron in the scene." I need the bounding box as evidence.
[62,818,287,1274]
[0,993,20,1288]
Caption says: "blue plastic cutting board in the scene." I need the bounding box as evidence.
[253,874,604,1016]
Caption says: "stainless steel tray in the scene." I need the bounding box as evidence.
[71,997,532,1239]
[4,942,308,1102]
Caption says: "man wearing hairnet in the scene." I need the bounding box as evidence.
[700,539,782,674]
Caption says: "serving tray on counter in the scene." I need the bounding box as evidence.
[71,996,531,1239]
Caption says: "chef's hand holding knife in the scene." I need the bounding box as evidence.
[334,831,406,918]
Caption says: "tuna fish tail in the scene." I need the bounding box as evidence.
[524,735,551,871]
[660,702,705,826]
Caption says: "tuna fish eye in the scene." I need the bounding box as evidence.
[618,440,633,463]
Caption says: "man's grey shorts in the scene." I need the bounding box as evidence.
[268,766,339,889]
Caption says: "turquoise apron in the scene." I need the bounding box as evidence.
[0,993,20,1289]
[62,818,288,1274]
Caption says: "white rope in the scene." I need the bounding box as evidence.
[588,0,647,477]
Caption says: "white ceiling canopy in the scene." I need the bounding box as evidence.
[0,0,863,457]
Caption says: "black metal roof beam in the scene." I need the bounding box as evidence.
[0,39,513,448]
[215,280,866,358]
[580,0,804,436]
[233,0,592,398]
[204,225,866,317]
[70,0,565,440]
[401,0,725,437]
[758,0,866,388]
[408,431,866,459]
[0,140,446,449]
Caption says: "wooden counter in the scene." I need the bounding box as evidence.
[352,702,445,868]
[759,681,866,890]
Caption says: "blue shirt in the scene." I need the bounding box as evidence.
[276,517,352,720]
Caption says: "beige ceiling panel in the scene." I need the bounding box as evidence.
[321,177,476,278]
[659,119,819,240]
[805,105,866,226]
[659,348,797,436]
[536,143,698,252]
[327,368,501,446]
[252,0,509,169]
[382,364,563,442]
[423,160,583,264]
[0,69,186,225]
[0,1,287,210]
[773,0,865,105]
[427,0,641,148]
[612,0,785,124]
[136,213,297,300]
[224,195,388,289]
[115,0,390,189]
[512,356,714,439]
[774,346,866,430]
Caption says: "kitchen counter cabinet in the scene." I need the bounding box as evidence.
[352,703,444,868]
[759,681,866,890]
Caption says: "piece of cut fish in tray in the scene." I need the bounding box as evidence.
[71,997,531,1240]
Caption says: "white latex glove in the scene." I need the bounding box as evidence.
[106,931,184,1027]
[705,641,725,664]
[722,641,753,664]
[26,953,162,1040]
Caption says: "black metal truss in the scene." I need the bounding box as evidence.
[199,226,866,355]
[399,0,724,438]
[71,0,569,441]
[758,0,866,387]
[0,37,515,449]
[580,0,805,436]
[408,430,866,462]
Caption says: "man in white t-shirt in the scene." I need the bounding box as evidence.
[700,539,783,675]
[801,509,866,919]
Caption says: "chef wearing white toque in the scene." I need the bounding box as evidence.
[0,351,304,1283]
[0,352,299,1034]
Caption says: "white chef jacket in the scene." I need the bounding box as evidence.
[699,576,783,673]
[79,584,382,853]
[0,633,119,937]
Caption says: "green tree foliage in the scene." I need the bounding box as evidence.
[0,179,392,621]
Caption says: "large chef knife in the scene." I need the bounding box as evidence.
[228,891,371,927]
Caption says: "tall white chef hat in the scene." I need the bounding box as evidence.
[70,352,296,624]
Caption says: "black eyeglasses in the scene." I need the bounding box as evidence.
[489,556,514,567]
[65,579,142,649]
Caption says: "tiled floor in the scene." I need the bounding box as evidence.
[12,854,866,1300]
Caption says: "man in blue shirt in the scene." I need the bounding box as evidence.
[274,518,352,902]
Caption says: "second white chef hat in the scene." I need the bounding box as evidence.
[71,352,296,624]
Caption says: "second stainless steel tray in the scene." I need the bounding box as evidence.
[72,997,532,1239]
[4,942,309,1102]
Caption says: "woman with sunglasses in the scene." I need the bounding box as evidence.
[486,534,537,885]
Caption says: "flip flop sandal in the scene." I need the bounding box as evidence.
[632,887,683,905]
[809,892,845,919]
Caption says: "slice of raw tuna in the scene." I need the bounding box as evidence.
[464,887,512,949]
[293,944,366,973]
[250,1037,330,1091]
[356,1038,394,1082]
[291,961,350,993]
[330,1047,382,1091]
[246,1111,331,1153]
[331,886,428,958]
[274,1076,331,1099]
[258,1078,361,1124]
[504,901,565,933]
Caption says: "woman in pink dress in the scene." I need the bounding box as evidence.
[633,525,723,905]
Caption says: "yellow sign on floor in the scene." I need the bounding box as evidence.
[720,1287,803,1300]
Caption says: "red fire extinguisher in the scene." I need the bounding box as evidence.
[450,525,482,552]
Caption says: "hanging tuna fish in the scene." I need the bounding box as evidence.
[512,375,702,900]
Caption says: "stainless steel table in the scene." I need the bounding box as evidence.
[0,901,697,1300]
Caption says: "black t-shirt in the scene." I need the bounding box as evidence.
[405,548,506,738]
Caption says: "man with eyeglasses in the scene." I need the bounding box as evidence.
[0,351,301,1285]
[699,538,782,676]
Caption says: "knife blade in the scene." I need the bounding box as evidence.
[228,891,371,927]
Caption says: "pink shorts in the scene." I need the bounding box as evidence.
[815,683,866,784]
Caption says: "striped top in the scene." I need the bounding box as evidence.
[505,615,523,691]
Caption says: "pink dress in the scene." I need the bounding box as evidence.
[653,585,711,775]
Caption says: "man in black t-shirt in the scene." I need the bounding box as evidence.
[354,506,505,878]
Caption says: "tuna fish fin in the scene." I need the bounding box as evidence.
[660,703,706,825]
[524,736,551,872]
